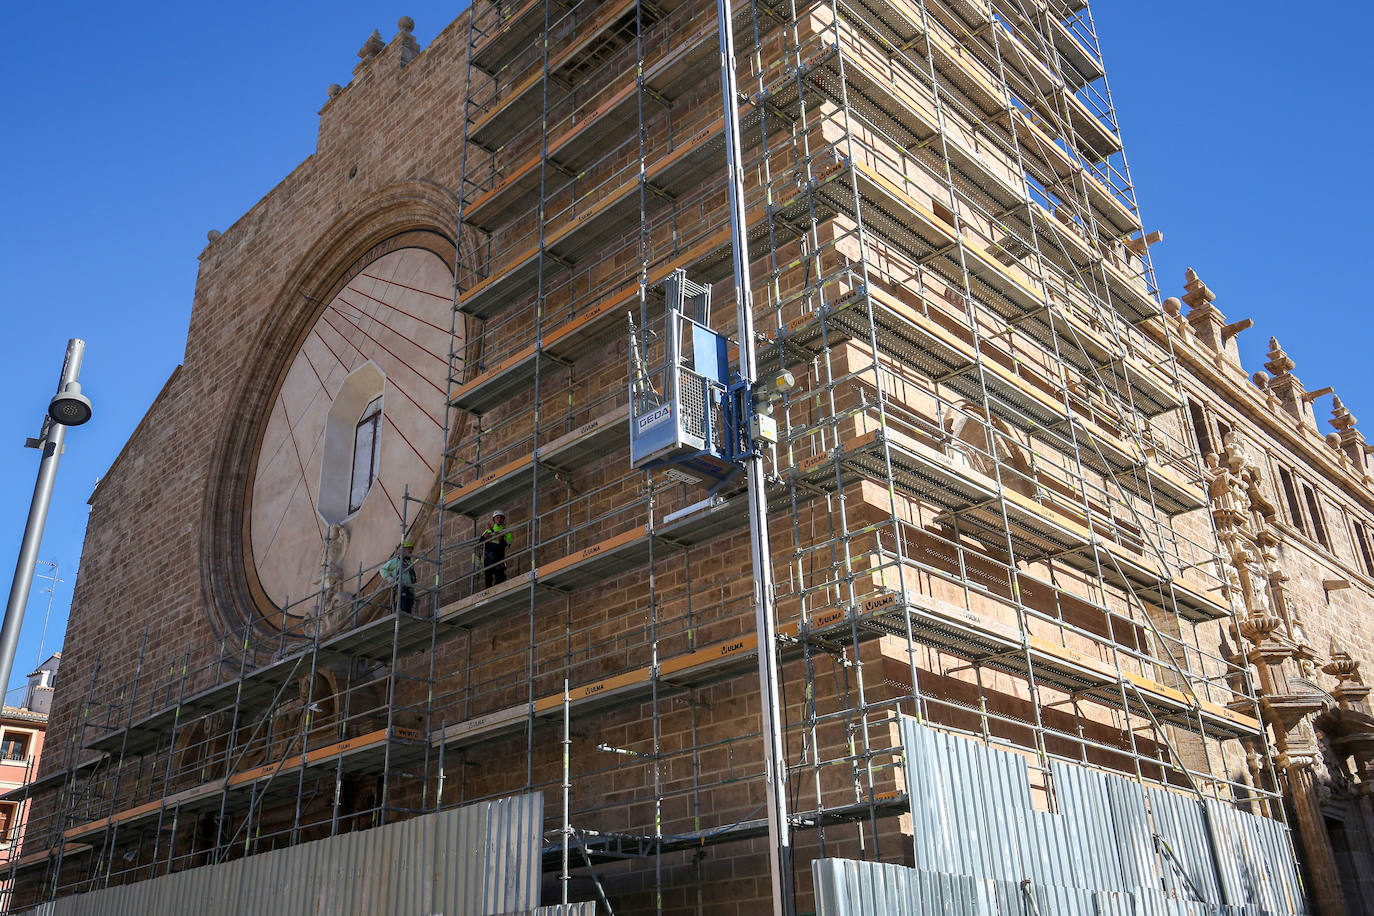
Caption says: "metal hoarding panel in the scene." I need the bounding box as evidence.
[980,735,1026,886]
[1054,760,1121,893]
[1146,783,1222,906]
[1208,798,1308,916]
[485,791,542,912]
[1207,799,1246,908]
[16,792,542,916]
[897,719,1307,916]
[948,729,984,881]
[1106,765,1154,894]
[901,718,952,877]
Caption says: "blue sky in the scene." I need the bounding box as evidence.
[0,2,1369,694]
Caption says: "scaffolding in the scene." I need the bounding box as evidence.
[8,0,1301,912]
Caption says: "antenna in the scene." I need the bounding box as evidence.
[33,559,62,668]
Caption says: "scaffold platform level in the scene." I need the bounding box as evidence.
[815,589,1259,740]
[444,404,629,517]
[450,284,636,414]
[459,147,714,316]
[83,611,437,756]
[61,725,428,846]
[791,426,998,513]
[458,108,763,320]
[547,793,912,867]
[430,575,1253,777]
[468,0,543,71]
[433,627,791,754]
[466,0,646,150]
[437,490,790,630]
[464,28,721,227]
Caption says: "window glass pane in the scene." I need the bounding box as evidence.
[1187,400,1212,457]
[1278,468,1305,534]
[1304,485,1329,549]
[349,397,383,513]
[1,735,28,760]
[1354,522,1374,577]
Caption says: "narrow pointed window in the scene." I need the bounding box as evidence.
[349,395,383,513]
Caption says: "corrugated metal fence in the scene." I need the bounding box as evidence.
[813,720,1307,915]
[16,793,558,916]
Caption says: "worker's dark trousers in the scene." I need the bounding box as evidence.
[485,565,507,589]
[397,585,415,614]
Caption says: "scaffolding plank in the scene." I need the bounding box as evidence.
[534,526,654,590]
[6,841,91,875]
[793,426,999,514]
[435,626,799,754]
[1012,109,1139,237]
[1049,17,1104,88]
[63,728,419,847]
[468,0,640,150]
[1059,87,1120,161]
[540,403,630,469]
[449,340,544,415]
[469,0,544,72]
[450,286,635,415]
[826,586,1257,738]
[467,21,721,227]
[1061,415,1205,517]
[445,405,628,518]
[778,284,976,381]
[84,648,318,756]
[943,347,1070,428]
[444,453,536,518]
[458,119,743,320]
[321,610,438,663]
[786,21,1133,250]
[450,211,746,418]
[437,576,532,629]
[946,485,1094,556]
[82,611,435,757]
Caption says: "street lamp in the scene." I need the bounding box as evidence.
[0,339,92,698]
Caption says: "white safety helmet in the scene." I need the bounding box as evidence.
[492,509,506,518]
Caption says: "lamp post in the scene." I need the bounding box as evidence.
[0,339,92,697]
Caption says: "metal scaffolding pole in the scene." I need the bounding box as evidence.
[716,3,794,914]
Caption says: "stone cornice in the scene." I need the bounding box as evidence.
[1146,313,1374,516]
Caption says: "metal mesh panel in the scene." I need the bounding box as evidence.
[678,369,708,440]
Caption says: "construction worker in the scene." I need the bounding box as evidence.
[479,510,512,589]
[380,540,417,614]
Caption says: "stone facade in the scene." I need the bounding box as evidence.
[8,5,1371,916]
[1162,269,1374,915]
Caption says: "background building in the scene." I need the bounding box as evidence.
[1164,269,1374,914]
[2,2,1367,914]
[0,656,55,912]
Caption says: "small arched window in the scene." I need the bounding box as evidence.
[318,362,385,525]
[349,395,383,513]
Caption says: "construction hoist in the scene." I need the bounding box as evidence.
[628,269,791,490]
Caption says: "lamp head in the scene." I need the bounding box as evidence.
[49,382,92,427]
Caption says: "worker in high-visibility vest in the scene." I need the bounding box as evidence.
[381,539,417,613]
[479,510,512,589]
